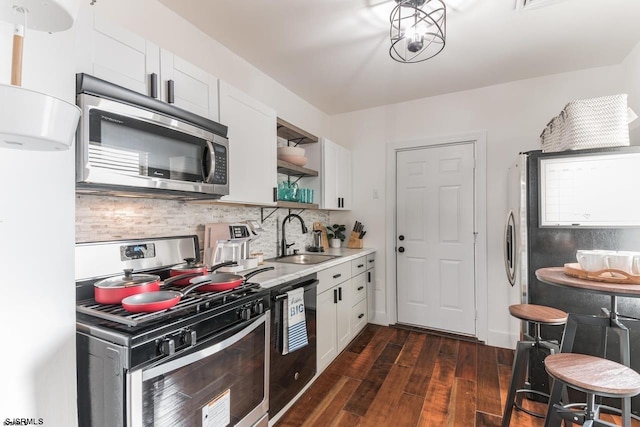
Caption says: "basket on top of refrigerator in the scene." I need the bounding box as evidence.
[539,94,638,153]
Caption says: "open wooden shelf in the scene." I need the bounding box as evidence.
[277,159,318,177]
[277,117,318,145]
[275,201,319,209]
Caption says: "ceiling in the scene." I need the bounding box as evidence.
[158,0,640,115]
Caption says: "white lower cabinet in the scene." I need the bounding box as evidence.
[316,254,373,374]
[366,253,376,322]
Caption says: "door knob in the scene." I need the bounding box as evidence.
[399,235,405,241]
[398,247,405,253]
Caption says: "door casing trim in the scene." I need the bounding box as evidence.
[385,131,488,343]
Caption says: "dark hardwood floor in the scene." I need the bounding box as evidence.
[275,324,639,426]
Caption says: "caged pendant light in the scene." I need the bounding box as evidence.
[389,0,446,63]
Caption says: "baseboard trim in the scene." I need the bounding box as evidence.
[392,323,484,344]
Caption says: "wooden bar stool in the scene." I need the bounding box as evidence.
[543,353,640,427]
[502,304,568,427]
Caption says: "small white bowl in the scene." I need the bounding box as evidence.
[278,154,308,166]
[278,146,305,157]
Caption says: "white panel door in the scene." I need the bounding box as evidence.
[396,143,476,335]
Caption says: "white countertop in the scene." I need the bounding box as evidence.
[250,247,375,288]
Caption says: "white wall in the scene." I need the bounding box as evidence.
[329,65,627,348]
[0,23,78,427]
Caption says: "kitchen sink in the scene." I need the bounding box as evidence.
[268,253,339,265]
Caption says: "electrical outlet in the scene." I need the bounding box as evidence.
[372,189,379,199]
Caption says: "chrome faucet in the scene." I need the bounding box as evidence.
[281,213,308,257]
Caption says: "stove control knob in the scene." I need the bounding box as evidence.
[159,338,175,356]
[253,300,264,315]
[182,330,197,347]
[240,306,252,320]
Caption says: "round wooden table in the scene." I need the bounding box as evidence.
[536,267,640,427]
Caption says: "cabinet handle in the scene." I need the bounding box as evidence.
[333,273,342,279]
[357,286,364,291]
[150,73,158,98]
[358,313,364,319]
[369,259,374,263]
[357,264,364,268]
[368,272,371,282]
[167,79,175,104]
[334,289,338,304]
[338,287,342,301]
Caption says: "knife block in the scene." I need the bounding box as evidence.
[346,231,363,249]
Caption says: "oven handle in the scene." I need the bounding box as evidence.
[272,279,319,301]
[139,312,267,381]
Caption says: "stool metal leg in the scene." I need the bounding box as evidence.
[502,340,532,427]
[544,378,565,427]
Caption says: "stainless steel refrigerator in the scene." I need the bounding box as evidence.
[505,145,640,413]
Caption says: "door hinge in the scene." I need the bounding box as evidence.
[473,231,478,243]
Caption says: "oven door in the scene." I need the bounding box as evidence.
[128,312,269,427]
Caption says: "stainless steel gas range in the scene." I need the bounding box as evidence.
[75,235,270,427]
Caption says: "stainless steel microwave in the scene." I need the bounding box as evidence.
[75,73,229,199]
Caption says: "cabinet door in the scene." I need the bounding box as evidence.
[322,138,339,209]
[337,144,352,210]
[317,287,338,374]
[320,138,352,210]
[336,281,352,352]
[351,299,368,335]
[159,49,219,120]
[219,81,277,205]
[367,268,375,322]
[76,8,159,96]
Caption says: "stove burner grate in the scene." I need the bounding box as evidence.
[76,282,261,327]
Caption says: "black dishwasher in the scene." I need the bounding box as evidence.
[269,273,318,418]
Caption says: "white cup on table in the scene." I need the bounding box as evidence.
[576,250,610,272]
[604,252,634,274]
[616,251,640,275]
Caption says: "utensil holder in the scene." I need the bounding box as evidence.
[346,231,363,249]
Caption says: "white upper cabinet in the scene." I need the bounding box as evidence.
[219,81,277,205]
[159,49,219,121]
[76,8,157,95]
[76,9,219,120]
[321,138,352,210]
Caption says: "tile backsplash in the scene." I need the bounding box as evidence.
[76,195,330,260]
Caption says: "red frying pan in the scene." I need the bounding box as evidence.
[121,267,275,313]
[188,267,275,292]
[169,259,236,285]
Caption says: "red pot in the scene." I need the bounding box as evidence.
[169,258,209,285]
[94,269,161,304]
